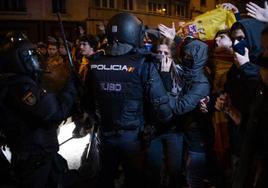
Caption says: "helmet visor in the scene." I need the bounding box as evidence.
[22,49,45,73]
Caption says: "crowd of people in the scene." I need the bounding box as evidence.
[1,1,268,188]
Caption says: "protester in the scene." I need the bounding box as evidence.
[231,25,268,188]
[78,34,99,81]
[146,37,184,188]
[41,37,70,93]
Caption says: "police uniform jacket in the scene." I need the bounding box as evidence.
[0,74,77,155]
[84,50,173,132]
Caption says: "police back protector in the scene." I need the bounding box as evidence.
[87,53,146,132]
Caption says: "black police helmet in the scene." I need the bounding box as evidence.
[107,13,145,47]
[0,32,42,74]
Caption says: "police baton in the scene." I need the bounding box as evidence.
[57,12,86,102]
[56,12,74,68]
[85,124,98,159]
[59,136,74,146]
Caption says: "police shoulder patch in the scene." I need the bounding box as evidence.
[22,91,37,106]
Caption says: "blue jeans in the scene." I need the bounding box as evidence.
[146,131,183,188]
[98,129,146,188]
[184,119,213,188]
[186,151,206,188]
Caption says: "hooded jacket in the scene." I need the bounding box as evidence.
[227,19,265,82]
[233,19,265,63]
[226,19,265,114]
[173,39,212,152]
[225,19,264,155]
[170,39,210,115]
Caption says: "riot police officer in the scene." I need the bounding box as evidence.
[82,13,173,188]
[0,32,77,188]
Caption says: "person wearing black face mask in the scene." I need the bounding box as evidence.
[215,19,265,179]
[175,38,213,188]
[232,25,268,188]
[232,38,249,56]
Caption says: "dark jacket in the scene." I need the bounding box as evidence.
[233,84,268,188]
[159,39,212,151]
[227,18,265,85]
[84,43,173,132]
[227,19,265,85]
[169,39,210,115]
[180,39,212,152]
[225,19,264,155]
[233,19,265,63]
[0,74,77,155]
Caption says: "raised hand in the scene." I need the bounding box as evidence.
[215,93,228,111]
[158,22,176,40]
[220,3,239,13]
[246,1,268,23]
